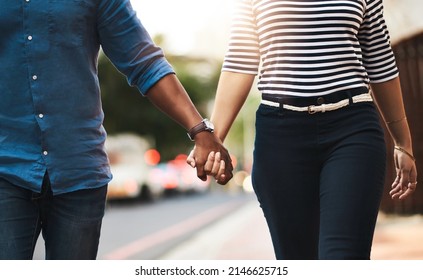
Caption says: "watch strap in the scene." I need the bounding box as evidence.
[187,119,213,141]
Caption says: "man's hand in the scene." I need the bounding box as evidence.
[187,132,233,185]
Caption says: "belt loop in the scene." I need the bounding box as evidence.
[278,100,285,115]
[347,92,353,105]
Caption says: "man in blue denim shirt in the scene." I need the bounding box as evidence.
[0,0,233,259]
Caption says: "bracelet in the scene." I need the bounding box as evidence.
[386,117,407,125]
[394,146,416,161]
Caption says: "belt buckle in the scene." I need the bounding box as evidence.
[308,105,317,114]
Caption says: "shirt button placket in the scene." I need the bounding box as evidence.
[24,0,47,159]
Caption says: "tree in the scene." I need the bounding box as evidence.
[98,36,222,161]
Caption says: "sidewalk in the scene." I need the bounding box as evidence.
[372,212,423,259]
[160,200,423,260]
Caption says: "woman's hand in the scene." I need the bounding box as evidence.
[390,147,417,200]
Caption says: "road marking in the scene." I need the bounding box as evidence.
[101,200,242,260]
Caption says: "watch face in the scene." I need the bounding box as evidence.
[204,119,214,131]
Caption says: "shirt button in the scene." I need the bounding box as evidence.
[317,97,325,105]
[43,151,48,156]
[27,35,33,41]
[32,75,38,80]
[38,114,44,119]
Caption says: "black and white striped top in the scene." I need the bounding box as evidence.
[222,0,399,97]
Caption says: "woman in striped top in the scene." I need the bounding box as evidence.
[192,0,417,259]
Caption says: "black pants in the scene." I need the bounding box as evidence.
[252,101,386,259]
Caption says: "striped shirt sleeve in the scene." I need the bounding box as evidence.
[358,0,399,83]
[222,0,261,75]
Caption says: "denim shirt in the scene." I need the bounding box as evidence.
[0,0,175,194]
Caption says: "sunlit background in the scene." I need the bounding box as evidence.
[131,0,235,58]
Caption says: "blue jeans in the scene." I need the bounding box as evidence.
[252,101,386,259]
[0,173,107,259]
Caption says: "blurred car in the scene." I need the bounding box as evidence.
[105,134,164,201]
[148,154,210,194]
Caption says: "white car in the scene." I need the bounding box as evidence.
[105,134,164,201]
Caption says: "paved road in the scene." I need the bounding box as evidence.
[32,188,254,260]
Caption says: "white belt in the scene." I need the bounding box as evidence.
[260,93,373,114]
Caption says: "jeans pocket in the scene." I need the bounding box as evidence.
[257,103,282,116]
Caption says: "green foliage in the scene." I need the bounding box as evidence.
[98,47,222,161]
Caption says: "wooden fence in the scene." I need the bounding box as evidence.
[379,32,423,214]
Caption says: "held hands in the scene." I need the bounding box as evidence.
[187,150,229,184]
[187,132,233,185]
[390,146,418,200]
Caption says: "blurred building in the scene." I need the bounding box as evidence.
[380,0,423,214]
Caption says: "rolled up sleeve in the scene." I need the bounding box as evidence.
[97,0,175,95]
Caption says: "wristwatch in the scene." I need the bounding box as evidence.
[187,118,214,141]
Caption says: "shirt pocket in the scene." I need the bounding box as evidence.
[48,0,90,48]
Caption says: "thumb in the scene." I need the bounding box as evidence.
[186,150,196,168]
